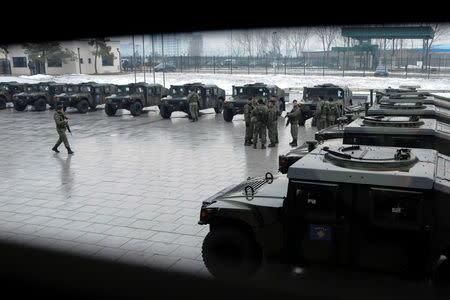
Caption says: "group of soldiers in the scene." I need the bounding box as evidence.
[244,95,281,149]
[243,95,342,149]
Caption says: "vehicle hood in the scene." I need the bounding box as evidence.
[203,174,288,208]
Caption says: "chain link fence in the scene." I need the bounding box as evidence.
[121,52,450,80]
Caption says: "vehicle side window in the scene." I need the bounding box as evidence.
[206,89,211,95]
[294,182,339,220]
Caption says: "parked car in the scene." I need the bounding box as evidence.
[154,63,176,72]
[374,65,389,77]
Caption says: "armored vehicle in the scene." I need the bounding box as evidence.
[375,85,420,102]
[105,82,168,117]
[53,82,116,114]
[299,83,352,126]
[199,144,450,279]
[367,102,450,124]
[378,93,450,110]
[53,83,82,112]
[222,83,286,122]
[159,83,225,119]
[12,82,61,111]
[0,81,24,109]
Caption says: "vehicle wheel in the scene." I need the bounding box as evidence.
[33,98,47,111]
[214,99,223,113]
[105,103,117,116]
[76,99,89,114]
[0,97,6,109]
[160,105,171,119]
[130,101,143,116]
[223,108,234,122]
[13,101,27,111]
[202,226,262,279]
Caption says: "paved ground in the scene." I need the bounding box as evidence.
[0,102,316,277]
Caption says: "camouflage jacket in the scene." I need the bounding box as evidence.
[327,102,341,121]
[316,100,330,119]
[268,105,278,123]
[244,103,254,123]
[187,92,199,104]
[287,105,301,124]
[54,111,67,131]
[251,104,269,124]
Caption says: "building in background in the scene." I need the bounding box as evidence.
[0,39,121,76]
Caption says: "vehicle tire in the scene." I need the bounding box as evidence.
[202,226,262,280]
[130,101,143,117]
[76,99,89,114]
[33,98,47,111]
[13,100,27,111]
[160,105,171,119]
[0,97,6,109]
[105,103,117,116]
[223,108,234,122]
[214,99,223,113]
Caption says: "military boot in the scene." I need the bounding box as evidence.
[261,144,266,149]
[52,146,60,153]
[253,143,257,149]
[244,140,252,146]
[67,147,74,155]
[290,140,297,147]
[268,142,276,147]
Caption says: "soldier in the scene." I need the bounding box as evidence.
[187,89,199,122]
[267,100,278,147]
[251,98,269,149]
[243,97,254,146]
[286,100,301,146]
[315,96,329,131]
[270,95,279,143]
[52,104,74,154]
[327,97,341,127]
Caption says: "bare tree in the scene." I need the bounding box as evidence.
[233,29,255,57]
[314,26,341,65]
[288,27,311,58]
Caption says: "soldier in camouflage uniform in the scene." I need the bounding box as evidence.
[286,100,301,146]
[251,99,269,149]
[52,104,74,154]
[244,97,255,146]
[327,97,341,127]
[270,95,279,143]
[187,89,199,122]
[315,96,329,131]
[267,100,278,147]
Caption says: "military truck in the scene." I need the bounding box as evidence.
[53,82,116,114]
[299,83,353,126]
[199,144,450,280]
[105,82,169,117]
[158,83,225,119]
[12,82,62,111]
[0,81,24,109]
[53,83,82,112]
[222,83,286,122]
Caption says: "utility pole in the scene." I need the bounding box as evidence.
[142,35,146,83]
[151,35,155,84]
[161,34,166,87]
[77,47,82,74]
[132,35,136,83]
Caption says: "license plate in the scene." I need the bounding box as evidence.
[309,224,331,241]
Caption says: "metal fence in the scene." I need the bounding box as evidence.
[122,53,450,80]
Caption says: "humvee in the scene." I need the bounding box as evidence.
[0,81,24,109]
[279,114,450,174]
[158,83,225,119]
[299,83,352,126]
[12,82,61,111]
[367,102,450,125]
[105,82,169,117]
[53,83,83,112]
[53,82,116,114]
[199,144,450,280]
[222,83,286,122]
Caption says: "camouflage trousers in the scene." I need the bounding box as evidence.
[189,103,198,119]
[316,118,327,131]
[290,122,298,141]
[327,118,336,127]
[267,121,277,143]
[253,122,267,145]
[54,130,70,149]
[245,121,254,141]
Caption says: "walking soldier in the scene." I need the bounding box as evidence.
[52,104,74,154]
[315,96,329,131]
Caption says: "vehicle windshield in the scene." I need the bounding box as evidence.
[170,86,188,96]
[63,85,80,93]
[305,88,344,100]
[38,85,49,92]
[233,87,268,97]
[24,85,39,92]
[117,86,132,94]
[80,86,92,92]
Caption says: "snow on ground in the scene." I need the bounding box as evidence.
[1,72,450,96]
